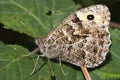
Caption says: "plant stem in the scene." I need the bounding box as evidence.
[80,66,91,80]
[110,21,120,29]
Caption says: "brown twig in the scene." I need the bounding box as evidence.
[110,21,120,29]
[80,66,91,80]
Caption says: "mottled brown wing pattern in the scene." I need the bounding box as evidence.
[36,4,111,68]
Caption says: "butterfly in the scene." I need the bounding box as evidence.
[35,4,111,80]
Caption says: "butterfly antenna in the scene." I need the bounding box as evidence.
[24,47,39,56]
[80,66,91,80]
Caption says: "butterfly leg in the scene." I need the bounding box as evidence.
[80,66,91,80]
[29,55,40,75]
[24,47,46,75]
[59,55,67,76]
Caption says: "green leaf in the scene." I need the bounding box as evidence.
[0,0,79,37]
[0,0,120,80]
[0,41,51,80]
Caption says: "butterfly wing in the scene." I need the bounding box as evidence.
[36,4,111,68]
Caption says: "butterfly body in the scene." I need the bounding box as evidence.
[36,4,111,68]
